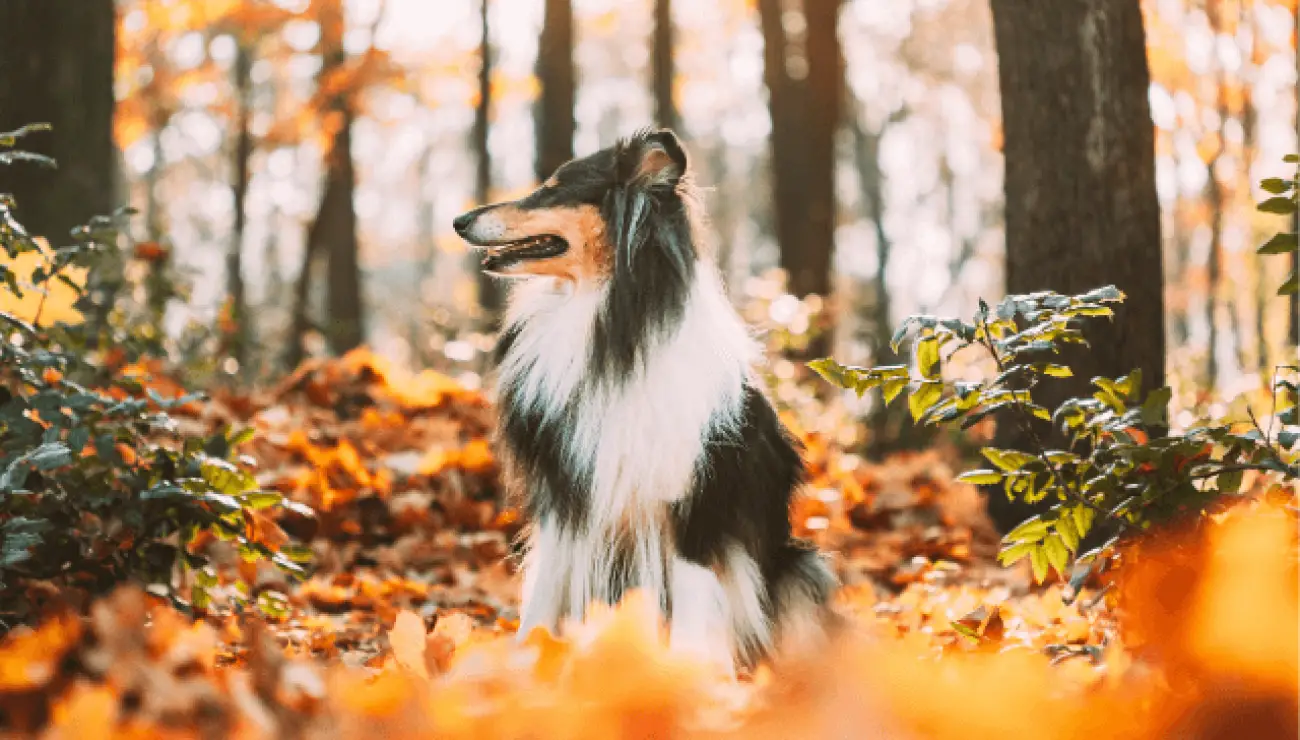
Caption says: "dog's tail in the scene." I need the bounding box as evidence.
[768,539,844,655]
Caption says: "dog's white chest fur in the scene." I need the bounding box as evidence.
[499,265,766,666]
[499,265,757,520]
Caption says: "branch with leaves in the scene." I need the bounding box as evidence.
[812,287,1300,589]
[1257,153,1300,296]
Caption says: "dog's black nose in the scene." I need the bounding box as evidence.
[453,212,475,236]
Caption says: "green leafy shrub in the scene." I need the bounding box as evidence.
[0,124,308,629]
[811,286,1299,587]
[1257,153,1299,296]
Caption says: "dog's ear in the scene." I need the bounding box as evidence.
[622,129,688,188]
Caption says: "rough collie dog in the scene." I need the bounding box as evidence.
[452,128,837,671]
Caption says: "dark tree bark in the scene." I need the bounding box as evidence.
[988,0,1165,533]
[535,0,575,181]
[474,0,502,324]
[322,110,363,355]
[652,0,678,132]
[1292,0,1299,354]
[0,0,116,242]
[287,1,364,366]
[227,42,255,371]
[757,0,842,306]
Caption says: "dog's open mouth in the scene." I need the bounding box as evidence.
[478,235,569,272]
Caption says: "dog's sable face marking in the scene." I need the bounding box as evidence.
[452,129,689,283]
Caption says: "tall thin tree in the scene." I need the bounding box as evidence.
[473,0,502,324]
[653,0,678,132]
[1292,0,1299,354]
[227,40,255,371]
[287,0,365,366]
[757,0,842,306]
[988,0,1165,533]
[536,0,576,181]
[0,0,116,242]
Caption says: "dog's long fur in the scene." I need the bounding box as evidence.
[453,129,836,670]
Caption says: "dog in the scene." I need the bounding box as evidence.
[453,128,837,671]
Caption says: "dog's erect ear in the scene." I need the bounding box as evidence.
[625,129,688,188]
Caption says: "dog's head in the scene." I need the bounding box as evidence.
[453,128,694,285]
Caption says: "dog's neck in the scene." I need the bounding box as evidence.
[499,259,755,394]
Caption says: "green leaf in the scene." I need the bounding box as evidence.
[1260,178,1294,195]
[1259,232,1298,255]
[241,490,283,510]
[997,541,1034,567]
[228,427,257,448]
[1029,545,1049,584]
[908,381,943,422]
[957,469,1004,486]
[1042,534,1070,578]
[1279,429,1298,450]
[1041,364,1073,378]
[1056,515,1080,553]
[916,336,941,380]
[1004,515,1051,544]
[1218,469,1244,495]
[30,442,72,471]
[808,358,848,389]
[1140,387,1172,427]
[889,321,912,354]
[201,458,256,496]
[1279,272,1299,296]
[881,376,909,405]
[981,448,1038,472]
[1081,286,1124,303]
[67,426,90,455]
[1072,505,1095,539]
[1258,196,1297,215]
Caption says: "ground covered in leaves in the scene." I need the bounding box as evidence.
[0,350,1296,739]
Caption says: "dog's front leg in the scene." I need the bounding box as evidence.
[516,520,566,641]
[668,558,735,676]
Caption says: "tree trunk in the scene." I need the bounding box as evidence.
[988,0,1165,534]
[227,42,254,371]
[535,0,575,181]
[323,110,363,355]
[474,0,502,325]
[1292,0,1299,356]
[1204,0,1230,391]
[653,0,678,132]
[757,0,841,307]
[287,0,364,366]
[0,0,116,242]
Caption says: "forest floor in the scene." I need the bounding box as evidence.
[0,348,1296,739]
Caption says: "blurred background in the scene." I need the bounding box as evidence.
[0,0,1298,445]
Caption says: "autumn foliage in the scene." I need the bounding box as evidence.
[0,318,1292,737]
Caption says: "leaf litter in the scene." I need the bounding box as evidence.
[1,348,1296,738]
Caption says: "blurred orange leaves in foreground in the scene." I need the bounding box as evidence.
[0,505,1292,739]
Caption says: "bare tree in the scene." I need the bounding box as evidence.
[653,0,678,132]
[226,41,255,370]
[536,0,576,181]
[988,0,1165,532]
[757,0,842,310]
[474,0,502,324]
[287,0,365,366]
[0,0,116,241]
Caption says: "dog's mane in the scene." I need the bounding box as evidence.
[590,131,700,383]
